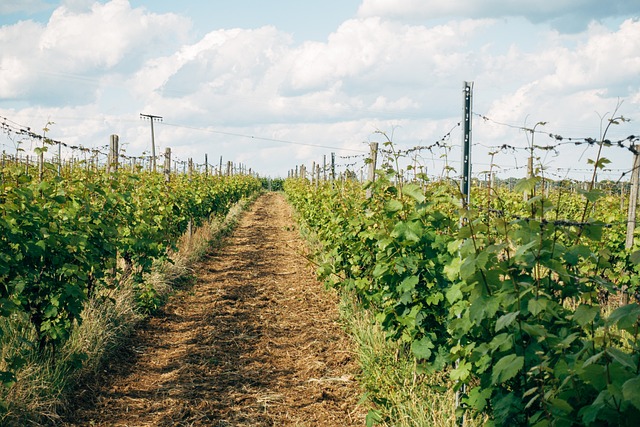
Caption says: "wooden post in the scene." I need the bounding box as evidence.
[623,145,640,304]
[39,149,44,182]
[316,164,320,188]
[107,134,119,174]
[366,142,379,199]
[57,141,62,176]
[226,161,232,176]
[204,154,209,177]
[323,155,327,182]
[164,148,171,182]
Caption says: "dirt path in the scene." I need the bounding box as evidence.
[63,193,365,426]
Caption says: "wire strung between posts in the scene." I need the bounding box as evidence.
[0,115,168,162]
[474,113,640,154]
[378,122,461,156]
[469,204,619,229]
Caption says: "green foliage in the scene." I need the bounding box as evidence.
[285,168,640,426]
[0,164,261,385]
[260,177,284,191]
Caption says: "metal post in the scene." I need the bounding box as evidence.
[331,152,336,182]
[461,81,473,207]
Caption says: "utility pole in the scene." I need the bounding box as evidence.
[140,113,162,172]
[461,81,473,207]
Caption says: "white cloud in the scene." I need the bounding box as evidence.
[0,0,190,105]
[39,0,190,69]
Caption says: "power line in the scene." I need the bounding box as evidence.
[160,122,368,153]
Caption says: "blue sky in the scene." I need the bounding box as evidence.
[1,1,362,41]
[1,0,639,179]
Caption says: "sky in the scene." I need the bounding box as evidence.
[0,0,639,180]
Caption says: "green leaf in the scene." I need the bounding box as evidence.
[579,363,607,391]
[580,390,609,425]
[402,183,426,203]
[528,298,547,316]
[606,347,635,370]
[514,176,540,194]
[582,223,603,241]
[459,255,476,280]
[606,303,640,332]
[630,250,640,265]
[411,336,435,360]
[444,257,462,281]
[521,323,547,338]
[446,283,463,303]
[582,351,605,368]
[549,398,573,414]
[564,245,592,266]
[573,304,599,327]
[465,386,492,412]
[44,304,58,318]
[492,354,524,384]
[384,199,403,213]
[365,409,383,427]
[398,275,419,293]
[489,333,513,352]
[447,239,463,254]
[622,377,640,410]
[587,157,611,169]
[578,188,605,203]
[495,311,520,332]
[450,360,471,381]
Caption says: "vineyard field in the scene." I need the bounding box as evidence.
[285,170,640,426]
[0,161,261,395]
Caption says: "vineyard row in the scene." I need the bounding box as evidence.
[285,171,640,426]
[0,162,262,386]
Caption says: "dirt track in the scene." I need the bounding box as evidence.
[63,192,365,426]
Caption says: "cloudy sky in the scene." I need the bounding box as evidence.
[1,0,639,180]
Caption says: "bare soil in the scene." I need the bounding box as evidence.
[62,192,366,426]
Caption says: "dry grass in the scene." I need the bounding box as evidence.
[339,293,486,427]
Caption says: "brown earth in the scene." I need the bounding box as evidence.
[62,192,366,426]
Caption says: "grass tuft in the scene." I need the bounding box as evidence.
[338,294,485,427]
